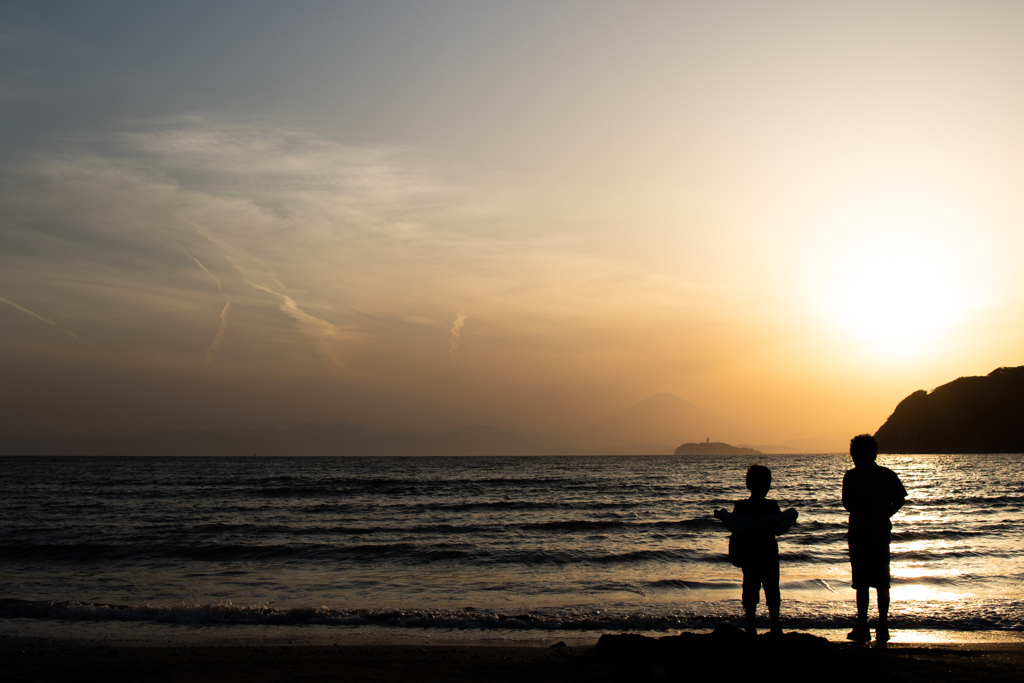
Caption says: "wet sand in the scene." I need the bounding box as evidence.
[4,630,1024,682]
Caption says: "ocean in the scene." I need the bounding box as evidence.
[1,454,1022,643]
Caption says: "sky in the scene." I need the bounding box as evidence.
[2,1,1024,445]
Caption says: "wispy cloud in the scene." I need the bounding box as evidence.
[245,279,346,367]
[189,255,231,365]
[0,113,704,381]
[0,295,92,347]
[450,310,466,355]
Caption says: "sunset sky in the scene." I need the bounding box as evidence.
[2,1,1023,446]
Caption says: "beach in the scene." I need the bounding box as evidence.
[4,630,1024,682]
[4,454,1023,680]
[4,455,1021,635]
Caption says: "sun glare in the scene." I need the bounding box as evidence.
[813,197,981,357]
[831,251,963,354]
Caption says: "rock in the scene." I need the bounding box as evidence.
[875,366,1024,453]
[674,442,763,456]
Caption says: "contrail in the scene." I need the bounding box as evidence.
[189,255,232,365]
[450,310,466,355]
[0,295,92,346]
[245,279,345,367]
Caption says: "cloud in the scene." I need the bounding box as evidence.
[244,279,347,368]
[0,114,501,358]
[0,294,92,347]
[189,255,231,365]
[450,310,466,355]
[0,112,715,390]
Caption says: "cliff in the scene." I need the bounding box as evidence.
[874,366,1024,453]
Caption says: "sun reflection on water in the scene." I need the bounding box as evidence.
[891,584,963,603]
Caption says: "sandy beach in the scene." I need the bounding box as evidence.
[5,629,1024,682]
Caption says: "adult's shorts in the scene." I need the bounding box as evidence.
[848,529,891,589]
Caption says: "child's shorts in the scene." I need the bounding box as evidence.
[741,557,780,607]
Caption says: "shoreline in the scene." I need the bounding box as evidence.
[5,628,1024,682]
[5,615,1024,648]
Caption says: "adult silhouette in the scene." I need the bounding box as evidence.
[843,434,907,642]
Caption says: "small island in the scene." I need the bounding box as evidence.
[674,441,762,456]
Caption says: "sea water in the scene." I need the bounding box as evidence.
[1,454,1022,641]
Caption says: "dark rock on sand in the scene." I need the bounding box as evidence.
[594,624,832,657]
[594,626,846,682]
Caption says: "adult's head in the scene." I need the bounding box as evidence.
[745,464,772,496]
[849,434,878,466]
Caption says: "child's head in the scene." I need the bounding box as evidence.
[849,434,878,466]
[745,464,771,497]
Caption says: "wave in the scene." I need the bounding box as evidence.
[778,550,849,563]
[915,495,1024,509]
[645,579,733,590]
[0,542,128,560]
[246,477,716,499]
[789,533,848,546]
[0,541,729,566]
[27,518,994,551]
[5,454,1024,625]
[256,486,343,497]
[892,529,990,542]
[592,548,699,564]
[3,538,1013,568]
[2,598,1021,632]
[892,548,1016,561]
[522,518,718,532]
[890,574,981,586]
[779,578,839,592]
[428,500,574,512]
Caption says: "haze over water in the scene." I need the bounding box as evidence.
[3,454,1021,639]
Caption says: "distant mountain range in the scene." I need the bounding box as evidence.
[875,366,1024,454]
[0,422,569,457]
[0,392,763,456]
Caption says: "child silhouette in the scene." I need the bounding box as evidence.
[715,464,798,636]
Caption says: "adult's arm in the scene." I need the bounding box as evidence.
[888,471,908,517]
[889,493,906,518]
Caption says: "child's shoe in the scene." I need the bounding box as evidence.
[846,625,870,641]
[875,625,890,642]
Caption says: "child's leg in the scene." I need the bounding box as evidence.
[741,567,759,635]
[764,562,781,632]
[745,603,757,634]
[766,589,780,629]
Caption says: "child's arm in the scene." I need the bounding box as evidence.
[773,507,798,535]
[714,509,774,532]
